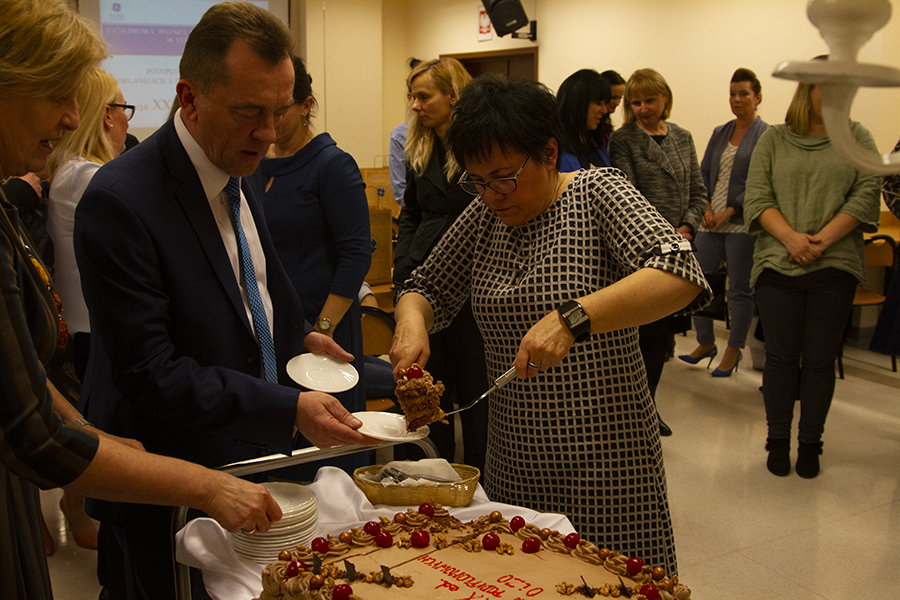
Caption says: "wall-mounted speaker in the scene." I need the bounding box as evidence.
[481,0,529,37]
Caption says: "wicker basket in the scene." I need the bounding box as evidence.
[352,464,480,507]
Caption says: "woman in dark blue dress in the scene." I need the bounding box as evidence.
[253,56,371,475]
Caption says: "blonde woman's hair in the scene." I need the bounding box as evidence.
[784,83,816,136]
[784,57,828,136]
[404,58,472,178]
[0,0,106,98]
[622,68,673,126]
[47,68,119,176]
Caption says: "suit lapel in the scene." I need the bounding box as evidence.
[158,122,252,332]
[645,133,676,180]
[422,143,449,197]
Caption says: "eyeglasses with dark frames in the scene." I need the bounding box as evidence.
[457,154,531,196]
[108,103,135,122]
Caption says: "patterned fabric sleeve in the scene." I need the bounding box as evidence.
[588,169,712,315]
[1,200,98,490]
[882,136,900,219]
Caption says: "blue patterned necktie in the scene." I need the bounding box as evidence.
[223,177,278,383]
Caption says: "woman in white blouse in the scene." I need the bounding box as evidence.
[45,66,132,548]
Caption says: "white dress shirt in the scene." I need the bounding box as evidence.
[174,109,275,338]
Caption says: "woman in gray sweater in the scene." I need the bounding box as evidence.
[609,68,708,436]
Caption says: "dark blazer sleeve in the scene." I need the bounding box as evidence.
[680,127,708,235]
[395,166,420,262]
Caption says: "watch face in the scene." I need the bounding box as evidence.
[317,318,332,331]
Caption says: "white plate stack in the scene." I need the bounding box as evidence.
[232,481,318,564]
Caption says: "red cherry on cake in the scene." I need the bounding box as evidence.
[626,556,645,576]
[410,530,430,548]
[509,516,525,532]
[564,533,580,549]
[406,364,424,379]
[332,584,353,600]
[522,537,541,553]
[482,532,500,551]
[639,584,660,600]
[418,502,435,518]
[375,531,393,548]
[363,521,381,536]
[284,560,303,579]
[311,537,330,554]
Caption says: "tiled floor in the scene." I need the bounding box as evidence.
[43,324,900,599]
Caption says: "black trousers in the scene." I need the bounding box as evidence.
[755,268,856,443]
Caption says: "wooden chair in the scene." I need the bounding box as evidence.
[838,235,897,378]
[361,305,397,412]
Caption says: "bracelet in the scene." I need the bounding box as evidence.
[72,418,92,428]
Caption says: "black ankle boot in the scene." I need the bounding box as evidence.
[796,441,823,478]
[766,438,790,476]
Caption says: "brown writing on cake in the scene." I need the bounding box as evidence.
[395,363,447,431]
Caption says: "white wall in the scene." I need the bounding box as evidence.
[300,0,385,169]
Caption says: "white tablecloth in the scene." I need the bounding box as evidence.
[176,466,575,600]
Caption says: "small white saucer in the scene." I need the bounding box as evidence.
[352,411,429,442]
[287,354,359,393]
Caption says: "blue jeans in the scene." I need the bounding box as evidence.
[755,268,856,443]
[692,231,756,348]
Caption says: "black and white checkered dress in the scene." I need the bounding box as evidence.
[402,168,710,575]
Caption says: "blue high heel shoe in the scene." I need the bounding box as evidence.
[711,351,742,378]
[677,347,717,368]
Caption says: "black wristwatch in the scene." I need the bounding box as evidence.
[558,300,591,343]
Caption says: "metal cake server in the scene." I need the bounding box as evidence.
[444,366,517,417]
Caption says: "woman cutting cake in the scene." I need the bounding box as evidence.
[390,74,710,574]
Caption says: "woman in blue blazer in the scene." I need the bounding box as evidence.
[678,68,768,377]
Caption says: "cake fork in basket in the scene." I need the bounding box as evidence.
[444,366,517,416]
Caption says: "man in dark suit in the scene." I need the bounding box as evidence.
[74,4,374,598]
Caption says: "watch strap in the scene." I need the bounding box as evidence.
[558,300,591,343]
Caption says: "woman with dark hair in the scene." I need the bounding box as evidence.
[600,69,626,142]
[745,71,880,478]
[608,68,709,436]
[557,69,612,171]
[252,56,371,476]
[678,68,768,376]
[391,73,710,574]
[393,57,490,472]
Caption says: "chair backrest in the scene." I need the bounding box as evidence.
[863,234,897,297]
[865,236,896,267]
[360,306,396,357]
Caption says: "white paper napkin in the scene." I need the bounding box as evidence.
[370,458,463,486]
